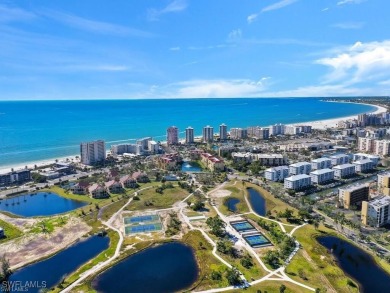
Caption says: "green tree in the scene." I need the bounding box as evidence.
[279,284,286,293]
[225,267,242,286]
[0,255,12,281]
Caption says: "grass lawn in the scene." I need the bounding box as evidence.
[30,216,70,234]
[44,186,97,203]
[0,218,23,243]
[287,224,359,293]
[239,280,312,293]
[183,230,230,291]
[126,186,189,211]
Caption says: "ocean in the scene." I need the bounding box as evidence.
[0,98,375,168]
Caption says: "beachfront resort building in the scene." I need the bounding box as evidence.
[333,164,356,179]
[230,128,248,140]
[358,138,390,156]
[284,174,311,190]
[137,137,153,152]
[289,162,312,175]
[269,124,286,136]
[338,184,369,209]
[247,127,270,140]
[80,140,106,165]
[203,125,214,143]
[311,158,332,170]
[167,126,179,145]
[378,173,390,195]
[310,169,334,184]
[353,159,374,173]
[0,169,31,186]
[111,144,142,157]
[361,196,390,227]
[219,124,227,141]
[330,154,350,166]
[185,127,194,144]
[265,166,289,182]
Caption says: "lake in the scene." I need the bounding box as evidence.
[0,192,87,217]
[317,235,390,293]
[247,187,266,216]
[181,161,202,172]
[92,242,199,293]
[5,235,109,293]
[225,197,240,212]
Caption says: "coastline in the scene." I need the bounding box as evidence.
[288,101,387,130]
[1,101,386,174]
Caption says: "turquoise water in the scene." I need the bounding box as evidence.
[181,161,202,172]
[0,98,375,167]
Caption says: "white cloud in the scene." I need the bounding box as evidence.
[227,29,242,42]
[0,4,36,23]
[337,0,365,5]
[169,47,181,51]
[247,0,299,23]
[148,0,188,21]
[316,40,390,84]
[41,9,153,37]
[262,0,299,13]
[247,14,258,24]
[331,22,365,29]
[322,8,329,12]
[158,78,271,98]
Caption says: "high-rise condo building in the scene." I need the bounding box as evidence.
[203,125,214,143]
[167,126,179,145]
[80,140,106,165]
[185,127,194,144]
[219,123,227,141]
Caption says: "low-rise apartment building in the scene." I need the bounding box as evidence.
[284,174,311,190]
[353,159,374,173]
[333,163,356,179]
[310,168,334,184]
[201,153,225,171]
[311,158,332,170]
[264,166,289,182]
[330,154,350,166]
[289,162,312,175]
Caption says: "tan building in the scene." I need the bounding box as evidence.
[201,153,225,171]
[378,173,390,195]
[338,184,369,209]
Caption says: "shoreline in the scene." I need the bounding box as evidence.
[288,101,387,130]
[1,101,386,173]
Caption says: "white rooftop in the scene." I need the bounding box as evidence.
[290,162,311,167]
[310,168,334,175]
[333,163,356,169]
[285,174,311,180]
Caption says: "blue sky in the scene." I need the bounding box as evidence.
[0,0,389,99]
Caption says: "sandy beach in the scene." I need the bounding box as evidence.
[288,101,387,130]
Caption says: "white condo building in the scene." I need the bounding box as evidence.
[333,163,356,179]
[353,153,380,166]
[264,166,289,182]
[203,125,214,142]
[284,174,311,190]
[353,159,374,173]
[148,140,159,153]
[137,137,153,151]
[362,196,390,227]
[219,124,227,141]
[310,168,334,184]
[269,124,285,136]
[289,162,312,175]
[185,127,194,144]
[230,128,248,140]
[80,140,106,165]
[284,126,301,135]
[311,158,332,170]
[111,144,142,157]
[330,154,350,166]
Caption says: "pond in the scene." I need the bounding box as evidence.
[92,242,199,293]
[181,161,202,172]
[317,235,390,293]
[247,187,266,216]
[224,197,240,212]
[5,235,109,293]
[0,192,87,217]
